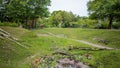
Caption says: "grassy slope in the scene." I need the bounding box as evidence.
[0,27,91,68]
[0,27,120,68]
[0,27,30,68]
[33,28,120,68]
[40,28,120,48]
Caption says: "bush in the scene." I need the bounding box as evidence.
[0,22,20,27]
[94,22,108,29]
[77,18,97,28]
[112,22,120,29]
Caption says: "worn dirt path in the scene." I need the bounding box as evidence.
[42,31,114,50]
[37,31,118,67]
[24,31,115,68]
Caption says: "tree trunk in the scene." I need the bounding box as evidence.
[32,18,34,29]
[35,20,37,28]
[25,17,28,29]
[108,15,113,29]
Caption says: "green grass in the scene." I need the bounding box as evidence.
[38,28,120,48]
[0,27,91,68]
[0,26,29,38]
[70,49,120,68]
[0,38,30,68]
[0,27,31,68]
[0,27,120,68]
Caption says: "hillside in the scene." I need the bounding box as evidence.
[38,28,120,48]
[0,27,30,68]
[0,27,120,68]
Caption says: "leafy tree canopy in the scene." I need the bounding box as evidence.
[49,10,75,27]
[0,0,51,22]
[87,0,120,29]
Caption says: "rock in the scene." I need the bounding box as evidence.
[56,58,90,68]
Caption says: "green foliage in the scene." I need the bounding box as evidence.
[88,0,120,19]
[94,20,109,29]
[77,18,97,28]
[112,22,120,29]
[49,10,75,28]
[36,18,51,28]
[87,0,120,29]
[0,22,20,27]
[0,0,50,23]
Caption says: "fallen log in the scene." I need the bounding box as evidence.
[53,51,70,56]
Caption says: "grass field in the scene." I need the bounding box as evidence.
[0,27,120,68]
[38,28,120,48]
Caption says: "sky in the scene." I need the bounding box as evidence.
[49,0,89,16]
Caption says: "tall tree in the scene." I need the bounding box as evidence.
[0,0,51,28]
[49,10,75,27]
[87,0,120,29]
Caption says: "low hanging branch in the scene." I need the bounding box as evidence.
[0,28,29,49]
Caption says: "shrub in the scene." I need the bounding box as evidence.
[94,22,108,29]
[112,22,120,29]
[0,22,20,27]
[77,18,97,28]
